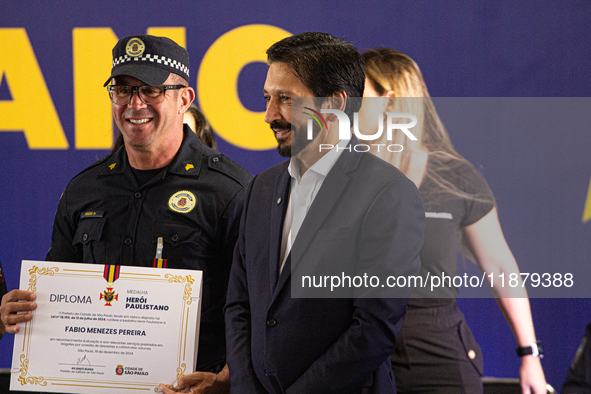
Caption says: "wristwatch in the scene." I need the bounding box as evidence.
[516,341,544,358]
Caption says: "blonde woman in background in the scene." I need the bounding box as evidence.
[358,48,546,393]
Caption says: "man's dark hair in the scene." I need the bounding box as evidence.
[266,32,365,115]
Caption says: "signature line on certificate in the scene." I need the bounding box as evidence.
[57,353,105,368]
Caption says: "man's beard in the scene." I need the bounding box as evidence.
[271,120,321,158]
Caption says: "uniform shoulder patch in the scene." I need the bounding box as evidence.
[70,153,113,180]
[207,155,253,186]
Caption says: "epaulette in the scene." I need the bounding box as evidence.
[68,152,117,181]
[207,154,253,186]
[92,154,112,166]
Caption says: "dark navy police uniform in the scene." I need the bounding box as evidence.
[46,126,252,371]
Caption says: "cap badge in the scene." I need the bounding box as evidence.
[125,37,145,57]
[168,190,196,214]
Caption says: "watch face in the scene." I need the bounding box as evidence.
[536,342,544,356]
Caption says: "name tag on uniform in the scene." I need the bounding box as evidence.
[80,211,105,219]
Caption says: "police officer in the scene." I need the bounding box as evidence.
[0,35,252,393]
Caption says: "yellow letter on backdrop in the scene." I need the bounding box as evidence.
[73,28,118,149]
[583,177,591,223]
[0,28,68,149]
[198,24,291,150]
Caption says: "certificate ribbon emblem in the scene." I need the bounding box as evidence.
[101,264,120,306]
[100,287,118,306]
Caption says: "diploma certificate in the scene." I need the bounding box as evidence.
[10,260,202,393]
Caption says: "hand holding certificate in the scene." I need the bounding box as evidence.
[9,260,202,393]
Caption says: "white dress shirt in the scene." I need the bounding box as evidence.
[279,140,348,273]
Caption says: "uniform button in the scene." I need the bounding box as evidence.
[468,350,476,359]
[124,238,132,245]
[212,157,219,163]
[82,234,88,241]
[135,192,142,198]
[266,318,277,327]
[277,197,282,204]
[172,234,179,242]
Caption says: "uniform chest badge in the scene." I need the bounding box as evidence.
[168,190,196,213]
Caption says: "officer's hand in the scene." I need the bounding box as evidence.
[0,290,37,334]
[160,365,230,394]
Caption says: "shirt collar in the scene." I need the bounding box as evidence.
[162,124,202,176]
[288,139,348,182]
[98,124,202,178]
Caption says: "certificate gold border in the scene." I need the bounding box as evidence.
[15,262,199,393]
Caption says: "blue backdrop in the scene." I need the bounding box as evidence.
[1,1,590,390]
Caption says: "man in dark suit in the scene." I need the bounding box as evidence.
[225,32,425,393]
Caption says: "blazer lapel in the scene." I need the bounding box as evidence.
[269,164,291,295]
[273,144,362,296]
[289,167,349,271]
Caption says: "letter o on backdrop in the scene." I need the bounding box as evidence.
[198,24,291,150]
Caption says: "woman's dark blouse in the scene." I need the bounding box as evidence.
[410,157,495,307]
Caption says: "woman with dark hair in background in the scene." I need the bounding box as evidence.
[358,48,547,393]
[183,103,217,150]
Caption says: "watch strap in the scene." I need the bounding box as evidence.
[516,341,544,358]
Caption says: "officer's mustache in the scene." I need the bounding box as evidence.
[123,109,153,118]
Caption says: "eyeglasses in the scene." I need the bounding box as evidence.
[107,85,187,105]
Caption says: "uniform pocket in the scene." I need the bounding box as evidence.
[73,217,107,264]
[360,372,373,387]
[153,222,201,268]
[458,319,484,376]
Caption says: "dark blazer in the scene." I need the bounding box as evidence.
[225,144,425,393]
